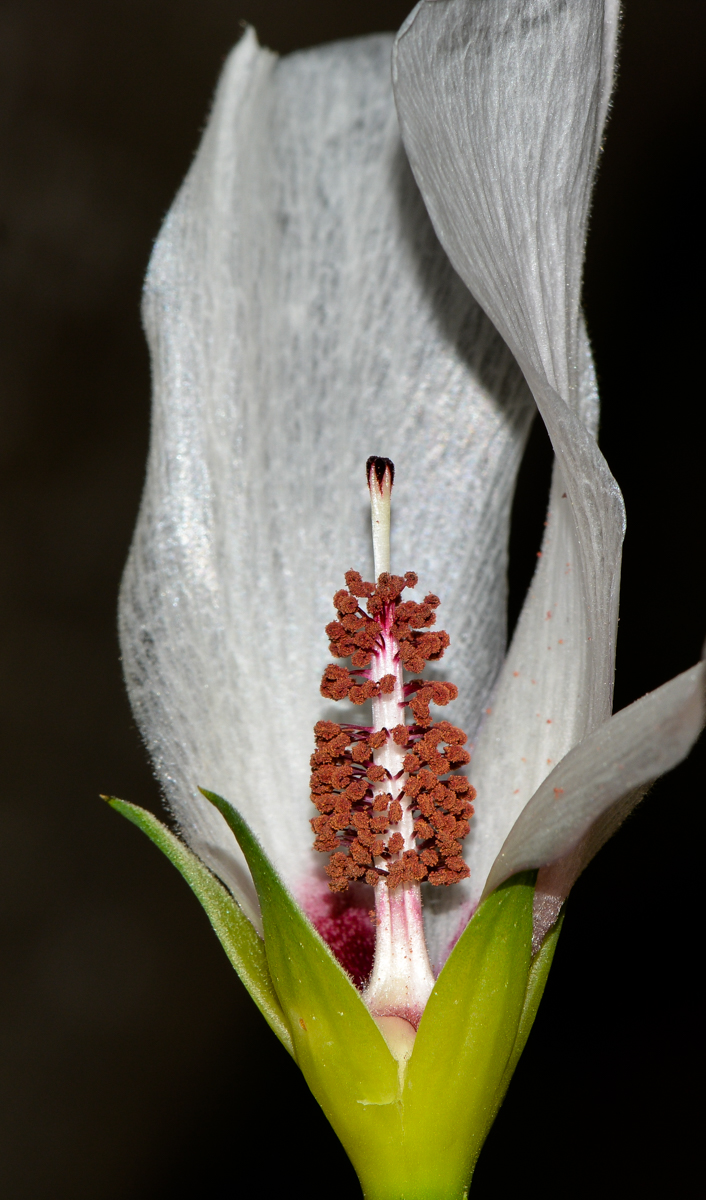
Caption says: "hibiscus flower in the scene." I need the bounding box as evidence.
[109,3,703,1195]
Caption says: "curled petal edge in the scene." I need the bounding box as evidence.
[481,661,706,944]
[392,0,626,737]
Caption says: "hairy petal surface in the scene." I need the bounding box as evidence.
[119,29,534,925]
[466,337,621,909]
[393,0,620,403]
[394,1,625,919]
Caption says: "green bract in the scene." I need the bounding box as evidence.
[108,793,560,1199]
[106,797,293,1053]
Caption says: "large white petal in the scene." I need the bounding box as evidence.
[466,329,623,905]
[119,29,535,925]
[393,0,620,406]
[393,2,625,917]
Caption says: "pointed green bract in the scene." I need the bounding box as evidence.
[477,907,565,1155]
[105,797,293,1054]
[503,910,564,1085]
[200,790,407,1171]
[389,873,535,1199]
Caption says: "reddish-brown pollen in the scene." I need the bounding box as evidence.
[311,570,475,893]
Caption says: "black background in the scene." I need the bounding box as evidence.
[0,2,703,1197]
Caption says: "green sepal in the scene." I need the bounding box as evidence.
[503,909,564,1083]
[392,871,536,1200]
[479,907,565,1151]
[200,790,404,1166]
[105,796,293,1055]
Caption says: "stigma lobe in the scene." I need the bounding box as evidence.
[366,455,395,491]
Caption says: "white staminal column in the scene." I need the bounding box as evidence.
[361,458,435,1064]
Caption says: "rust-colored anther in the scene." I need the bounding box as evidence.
[310,567,473,894]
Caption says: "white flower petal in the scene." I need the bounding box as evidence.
[466,462,586,902]
[119,29,535,920]
[466,327,623,900]
[393,0,620,405]
[393,1,625,912]
[393,0,625,715]
[482,660,706,905]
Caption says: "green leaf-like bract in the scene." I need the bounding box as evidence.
[396,871,536,1197]
[200,791,403,1163]
[105,797,293,1054]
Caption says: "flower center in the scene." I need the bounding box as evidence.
[310,458,475,1035]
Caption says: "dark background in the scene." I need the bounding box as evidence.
[0,2,703,1197]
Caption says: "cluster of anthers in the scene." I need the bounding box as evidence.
[310,566,475,893]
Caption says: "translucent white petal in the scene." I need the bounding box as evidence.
[466,347,624,899]
[482,661,706,904]
[424,325,617,960]
[119,29,535,921]
[393,2,625,921]
[393,0,620,405]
